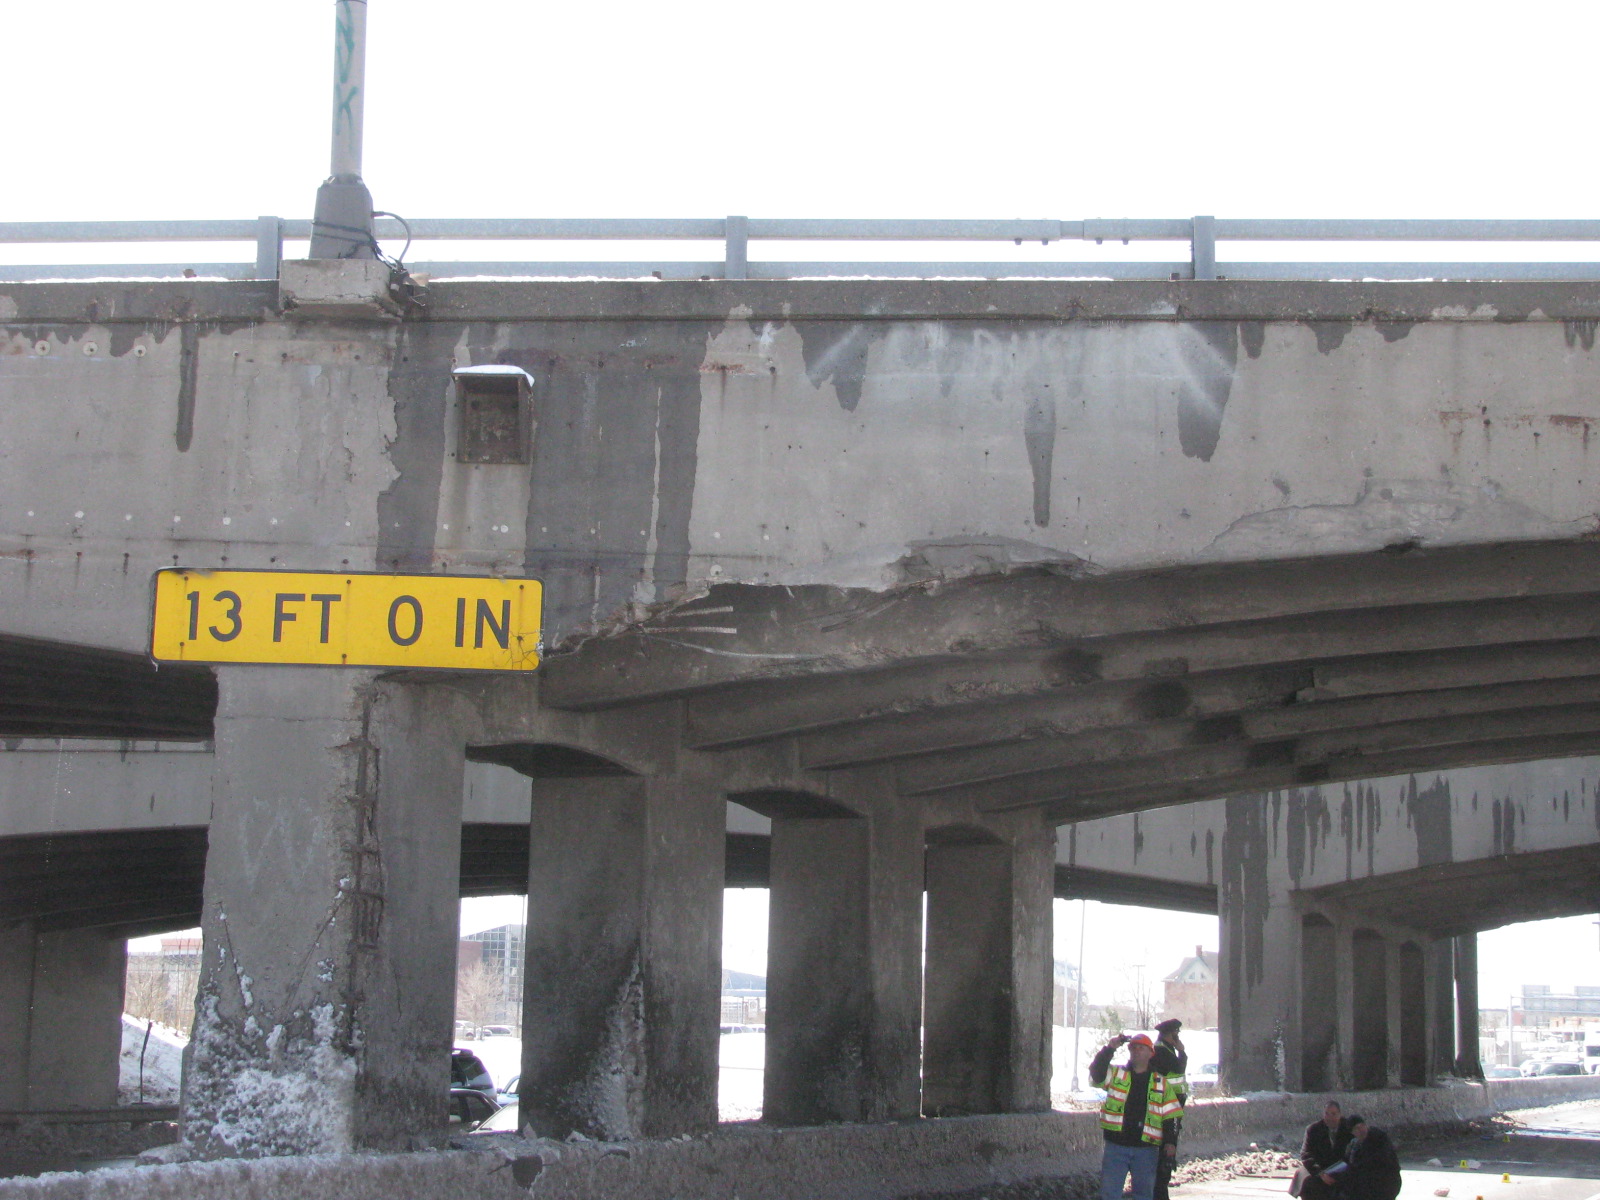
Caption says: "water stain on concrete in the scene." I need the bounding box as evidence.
[1405,775,1453,868]
[1176,322,1239,462]
[174,324,199,452]
[1307,322,1349,355]
[791,322,878,412]
[1563,319,1598,351]
[377,323,461,571]
[1023,396,1057,526]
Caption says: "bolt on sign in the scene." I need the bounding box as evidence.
[150,569,541,671]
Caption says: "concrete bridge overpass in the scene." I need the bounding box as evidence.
[4,271,1600,1157]
[1060,755,1600,1093]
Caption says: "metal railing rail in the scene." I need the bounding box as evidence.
[4,216,1600,283]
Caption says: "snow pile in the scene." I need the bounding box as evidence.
[118,1014,187,1105]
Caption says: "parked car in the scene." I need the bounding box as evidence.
[479,1025,517,1039]
[451,1048,500,1127]
[1536,1060,1584,1076]
[1485,1066,1521,1079]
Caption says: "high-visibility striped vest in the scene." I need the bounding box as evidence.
[1098,1066,1182,1146]
[1168,1068,1189,1106]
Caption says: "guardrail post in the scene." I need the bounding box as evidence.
[1191,215,1217,280]
[725,215,748,280]
[255,216,283,280]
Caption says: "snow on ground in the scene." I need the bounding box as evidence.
[113,1020,1219,1121]
[118,1014,186,1105]
[1052,1025,1219,1106]
[711,1026,1223,1120]
[719,1030,766,1122]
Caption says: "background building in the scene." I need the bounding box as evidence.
[1161,946,1219,1030]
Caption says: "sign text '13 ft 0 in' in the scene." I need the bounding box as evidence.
[150,569,542,671]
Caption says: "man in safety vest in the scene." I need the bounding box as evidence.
[1089,1032,1184,1200]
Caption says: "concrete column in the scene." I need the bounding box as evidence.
[1332,919,1358,1091]
[0,922,127,1110]
[0,920,37,1110]
[1218,795,1301,1092]
[519,756,725,1140]
[763,812,871,1124]
[1396,941,1427,1086]
[1453,933,1482,1078]
[922,814,1052,1117]
[1299,914,1339,1091]
[182,669,469,1158]
[30,930,128,1107]
[1350,928,1389,1089]
[1427,938,1456,1079]
[747,769,926,1126]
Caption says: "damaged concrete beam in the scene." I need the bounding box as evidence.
[898,674,1600,796]
[1034,728,1600,823]
[541,543,1600,710]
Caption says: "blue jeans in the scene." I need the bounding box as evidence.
[1101,1140,1161,1200]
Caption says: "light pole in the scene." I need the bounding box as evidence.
[1070,898,1087,1093]
[309,0,377,259]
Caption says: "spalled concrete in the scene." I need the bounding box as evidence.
[181,669,470,1157]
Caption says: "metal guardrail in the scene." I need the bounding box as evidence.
[5,217,1600,283]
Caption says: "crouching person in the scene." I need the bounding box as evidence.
[1090,1033,1183,1200]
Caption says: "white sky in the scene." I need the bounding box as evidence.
[6,1,1600,246]
[54,1,1596,1008]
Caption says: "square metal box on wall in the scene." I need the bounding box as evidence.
[455,369,533,464]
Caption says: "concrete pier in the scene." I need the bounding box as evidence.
[0,922,125,1110]
[518,748,724,1140]
[922,815,1053,1116]
[181,669,470,1157]
[758,774,923,1125]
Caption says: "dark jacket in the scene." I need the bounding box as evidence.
[1301,1117,1352,1174]
[1342,1126,1401,1200]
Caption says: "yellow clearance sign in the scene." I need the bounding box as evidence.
[150,569,541,671]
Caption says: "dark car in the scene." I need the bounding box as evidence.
[451,1048,500,1126]
[1536,1060,1583,1076]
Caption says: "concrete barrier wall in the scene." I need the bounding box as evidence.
[6,1077,1597,1200]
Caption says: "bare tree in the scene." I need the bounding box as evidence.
[124,965,169,1024]
[1111,963,1159,1030]
[456,960,501,1034]
[123,949,200,1031]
